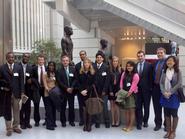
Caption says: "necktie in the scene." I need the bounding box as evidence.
[138,62,143,76]
[40,66,43,86]
[65,67,70,86]
[97,64,100,69]
[23,65,26,84]
[155,61,162,84]
[9,64,13,75]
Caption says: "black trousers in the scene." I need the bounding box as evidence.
[20,98,31,126]
[45,96,56,128]
[136,89,151,126]
[33,87,45,124]
[60,93,75,123]
[77,92,84,123]
[152,84,163,127]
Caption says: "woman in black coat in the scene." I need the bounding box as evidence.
[77,58,96,132]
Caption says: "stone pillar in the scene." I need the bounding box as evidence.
[0,0,12,65]
[179,45,185,87]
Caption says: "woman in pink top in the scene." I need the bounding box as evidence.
[120,61,139,132]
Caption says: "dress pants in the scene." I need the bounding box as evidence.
[33,87,45,124]
[60,93,75,124]
[5,95,20,131]
[77,92,84,124]
[152,84,162,127]
[136,89,151,126]
[94,95,110,125]
[20,98,31,126]
[45,96,56,128]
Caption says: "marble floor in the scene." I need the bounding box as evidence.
[0,103,185,139]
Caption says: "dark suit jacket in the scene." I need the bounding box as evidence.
[137,61,152,92]
[93,63,109,96]
[0,63,24,98]
[75,62,82,73]
[19,62,33,97]
[76,71,96,99]
[56,65,76,94]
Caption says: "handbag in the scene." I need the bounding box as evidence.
[85,85,104,115]
[177,87,185,103]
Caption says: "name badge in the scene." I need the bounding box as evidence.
[69,73,74,77]
[14,73,19,77]
[102,72,107,76]
[127,83,131,87]
[52,77,56,80]
[26,73,30,77]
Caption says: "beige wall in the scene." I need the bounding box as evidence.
[115,39,145,67]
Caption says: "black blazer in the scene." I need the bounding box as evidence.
[93,63,109,96]
[77,71,96,99]
[19,62,33,97]
[0,63,24,98]
[56,65,76,94]
[75,62,82,73]
[137,61,152,92]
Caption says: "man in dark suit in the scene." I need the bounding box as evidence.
[56,55,76,127]
[152,47,166,131]
[19,53,33,129]
[75,50,87,126]
[135,50,152,130]
[93,51,110,128]
[31,54,46,127]
[0,52,24,136]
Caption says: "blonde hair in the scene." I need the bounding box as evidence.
[80,58,95,75]
[110,56,122,73]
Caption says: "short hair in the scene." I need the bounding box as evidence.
[137,50,145,56]
[96,51,105,58]
[157,47,166,53]
[61,54,69,60]
[37,54,45,59]
[79,50,87,55]
[64,26,72,32]
[6,52,14,59]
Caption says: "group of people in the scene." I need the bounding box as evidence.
[0,47,182,139]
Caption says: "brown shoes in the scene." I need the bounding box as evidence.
[13,128,22,134]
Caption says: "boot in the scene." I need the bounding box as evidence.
[86,113,92,132]
[163,117,171,138]
[83,107,87,131]
[169,117,178,139]
[6,121,12,136]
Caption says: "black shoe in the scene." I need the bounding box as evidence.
[79,121,84,126]
[105,124,110,128]
[69,122,75,127]
[35,122,39,127]
[62,123,66,127]
[143,123,148,128]
[20,125,26,129]
[95,123,100,128]
[137,125,142,130]
[42,122,46,126]
[46,127,55,130]
[154,126,161,131]
[26,124,32,129]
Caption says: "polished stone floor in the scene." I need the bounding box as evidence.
[0,102,185,139]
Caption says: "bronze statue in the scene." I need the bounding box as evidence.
[61,26,74,62]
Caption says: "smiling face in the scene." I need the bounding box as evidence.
[166,57,175,69]
[157,49,166,60]
[83,59,91,70]
[137,52,145,62]
[126,63,134,73]
[6,52,14,64]
[96,55,104,64]
[112,57,119,68]
[61,56,70,67]
[48,62,55,72]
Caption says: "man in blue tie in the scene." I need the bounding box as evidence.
[152,47,166,131]
[135,50,152,130]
